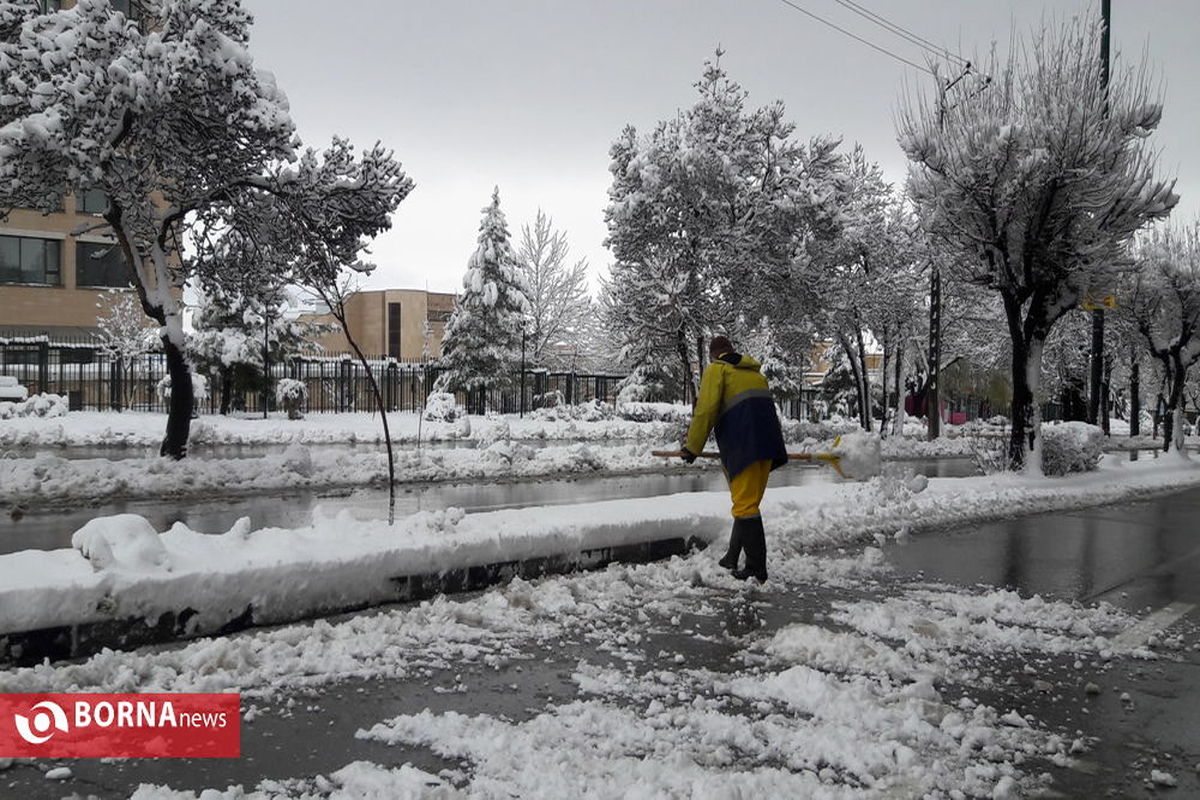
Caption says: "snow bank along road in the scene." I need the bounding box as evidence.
[4,474,1200,797]
[0,431,987,510]
[1,455,1197,661]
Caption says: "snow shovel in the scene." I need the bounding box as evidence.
[651,449,851,479]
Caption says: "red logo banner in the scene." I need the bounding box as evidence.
[0,693,240,758]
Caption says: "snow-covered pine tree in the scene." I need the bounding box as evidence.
[434,188,531,407]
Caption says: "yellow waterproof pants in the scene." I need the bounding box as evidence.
[728,459,772,519]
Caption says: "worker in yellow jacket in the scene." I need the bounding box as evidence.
[681,336,787,581]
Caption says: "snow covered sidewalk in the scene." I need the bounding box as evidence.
[1,453,1197,662]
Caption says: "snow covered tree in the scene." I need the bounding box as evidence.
[0,0,410,457]
[1124,222,1200,453]
[189,283,312,416]
[434,188,531,407]
[898,14,1177,471]
[95,287,156,410]
[604,53,843,403]
[516,209,591,367]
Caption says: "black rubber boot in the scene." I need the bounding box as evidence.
[733,516,767,582]
[718,518,746,570]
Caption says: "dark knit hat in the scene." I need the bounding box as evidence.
[708,335,733,357]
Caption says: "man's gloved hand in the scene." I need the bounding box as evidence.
[680,447,698,464]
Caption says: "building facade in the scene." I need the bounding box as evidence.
[0,192,135,341]
[301,289,457,361]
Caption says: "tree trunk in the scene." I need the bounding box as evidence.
[893,339,906,436]
[1130,351,1140,437]
[677,328,694,406]
[879,332,891,440]
[855,326,872,432]
[347,335,396,519]
[1163,352,1186,453]
[1003,293,1046,473]
[837,332,866,429]
[220,365,233,416]
[160,335,193,459]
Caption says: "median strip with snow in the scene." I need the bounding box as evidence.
[1,454,1197,658]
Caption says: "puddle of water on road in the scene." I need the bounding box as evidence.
[0,459,976,555]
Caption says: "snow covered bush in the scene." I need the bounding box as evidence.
[616,402,691,424]
[157,373,210,403]
[0,393,68,420]
[530,399,614,423]
[275,378,308,420]
[533,389,566,409]
[422,392,464,422]
[1040,422,1104,476]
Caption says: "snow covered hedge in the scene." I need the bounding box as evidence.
[1041,422,1104,476]
[530,399,614,423]
[616,402,691,424]
[0,393,67,420]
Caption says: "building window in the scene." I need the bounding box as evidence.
[427,309,452,323]
[40,0,61,12]
[76,241,130,288]
[387,302,402,359]
[75,188,107,215]
[0,235,61,285]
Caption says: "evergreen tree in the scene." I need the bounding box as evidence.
[434,188,531,403]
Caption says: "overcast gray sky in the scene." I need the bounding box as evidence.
[242,0,1199,295]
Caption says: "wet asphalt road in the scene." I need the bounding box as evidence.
[4,483,1200,798]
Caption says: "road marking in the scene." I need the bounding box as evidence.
[1111,602,1195,650]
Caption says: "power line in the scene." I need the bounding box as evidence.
[773,0,934,76]
[830,0,969,67]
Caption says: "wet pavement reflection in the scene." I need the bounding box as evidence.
[886,486,1200,610]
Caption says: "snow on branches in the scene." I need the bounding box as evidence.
[1125,222,1200,452]
[898,13,1176,471]
[0,0,411,456]
[603,53,845,401]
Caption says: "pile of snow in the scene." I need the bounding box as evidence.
[1041,422,1104,476]
[0,392,67,420]
[71,514,172,573]
[0,375,27,402]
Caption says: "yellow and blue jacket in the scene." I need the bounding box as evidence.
[684,353,788,479]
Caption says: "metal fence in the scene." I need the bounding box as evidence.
[0,339,628,415]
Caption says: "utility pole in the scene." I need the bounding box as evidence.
[927,265,941,439]
[1088,0,1111,428]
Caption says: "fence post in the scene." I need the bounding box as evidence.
[36,341,49,395]
[110,357,122,412]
